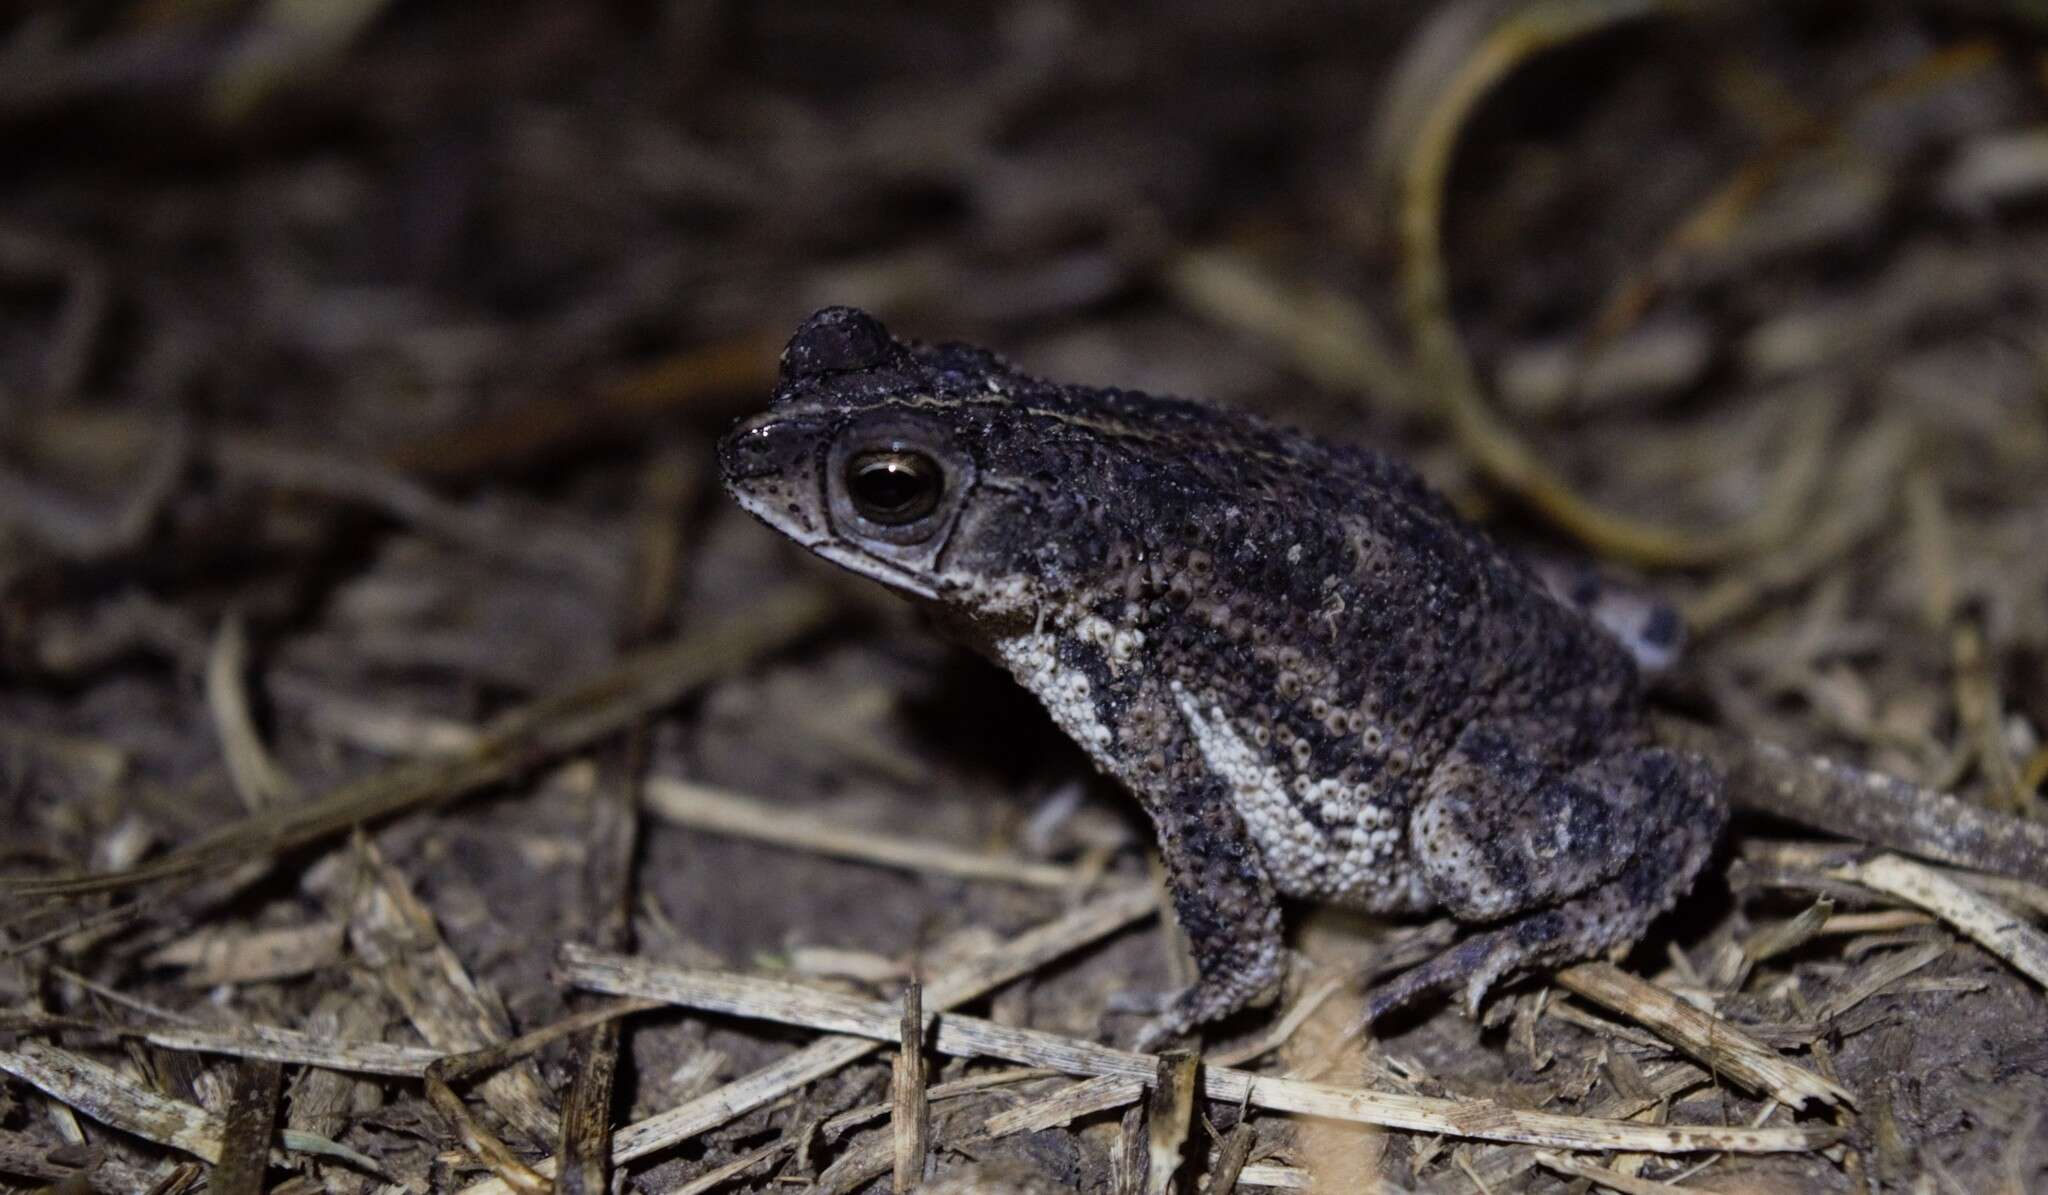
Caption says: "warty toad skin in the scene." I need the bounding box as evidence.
[719,307,1726,1043]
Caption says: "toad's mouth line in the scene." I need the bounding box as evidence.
[810,539,944,600]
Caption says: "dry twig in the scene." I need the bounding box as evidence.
[212,1058,284,1195]
[204,610,299,811]
[642,777,1084,890]
[455,887,1158,1194]
[1144,1050,1200,1195]
[1554,962,1851,1109]
[0,1041,381,1178]
[1820,853,2048,992]
[983,1073,1143,1137]
[892,981,933,1192]
[561,949,1842,1155]
[1656,714,2048,888]
[1205,1121,1259,1195]
[1537,1150,1723,1194]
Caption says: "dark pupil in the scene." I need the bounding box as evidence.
[848,452,941,523]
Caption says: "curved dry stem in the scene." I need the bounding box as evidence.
[1394,0,1826,567]
[424,1000,659,1195]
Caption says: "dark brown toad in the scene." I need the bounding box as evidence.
[719,307,1726,1044]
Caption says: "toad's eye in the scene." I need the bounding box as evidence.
[846,450,943,524]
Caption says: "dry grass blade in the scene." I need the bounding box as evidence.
[1205,1121,1258,1195]
[347,842,557,1147]
[0,1127,160,1193]
[205,610,298,811]
[0,413,185,558]
[425,1084,545,1195]
[557,643,658,1193]
[556,1024,622,1195]
[1911,462,2035,818]
[1810,940,1949,1024]
[1546,1001,1676,1052]
[1237,1161,1309,1190]
[1162,249,1417,413]
[1426,1062,1707,1195]
[893,981,932,1192]
[456,887,1159,1194]
[1390,0,1826,566]
[642,777,1082,889]
[280,993,384,1154]
[1682,417,1910,634]
[1536,1150,1723,1194]
[140,993,749,1183]
[0,589,830,897]
[206,0,394,120]
[207,431,618,581]
[0,903,144,963]
[421,999,661,1195]
[665,1141,786,1195]
[663,1070,1054,1195]
[817,1102,987,1195]
[0,1041,225,1164]
[140,1022,440,1075]
[1112,1101,1146,1195]
[1554,962,1851,1109]
[830,1067,1057,1138]
[1818,911,1933,936]
[460,1043,878,1195]
[1741,898,1834,975]
[1950,614,2035,817]
[561,951,1842,1155]
[984,1074,1144,1137]
[146,920,347,987]
[386,333,781,481]
[1145,1050,1199,1195]
[1823,853,2048,992]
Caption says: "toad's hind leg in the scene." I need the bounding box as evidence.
[1367,724,1725,1023]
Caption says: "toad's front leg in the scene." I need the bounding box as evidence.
[1108,681,1287,1050]
[1129,770,1287,1050]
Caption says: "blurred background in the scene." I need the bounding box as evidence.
[6,3,2048,653]
[4,1,2048,1191]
